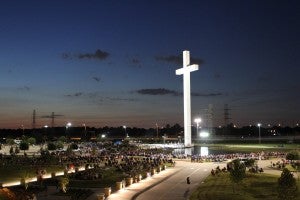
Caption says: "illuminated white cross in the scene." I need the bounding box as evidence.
[176,50,199,147]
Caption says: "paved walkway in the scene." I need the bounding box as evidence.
[37,158,294,200]
[134,161,226,200]
[106,164,180,200]
[104,160,226,200]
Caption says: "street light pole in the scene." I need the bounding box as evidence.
[257,123,261,144]
[123,125,127,138]
[156,123,159,139]
[83,123,87,139]
[66,122,72,139]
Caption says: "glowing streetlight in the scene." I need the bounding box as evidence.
[257,123,261,144]
[194,118,202,136]
[66,122,72,139]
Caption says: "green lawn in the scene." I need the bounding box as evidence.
[196,143,299,153]
[190,172,300,200]
[69,168,127,188]
[0,165,64,183]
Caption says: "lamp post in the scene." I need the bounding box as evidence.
[194,118,202,137]
[156,123,159,139]
[66,122,72,139]
[257,123,261,144]
[82,123,87,139]
[123,125,127,138]
[42,125,48,146]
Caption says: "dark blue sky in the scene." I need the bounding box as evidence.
[0,0,299,128]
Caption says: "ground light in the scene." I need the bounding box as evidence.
[194,118,202,135]
[200,131,209,138]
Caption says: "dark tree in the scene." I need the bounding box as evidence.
[229,159,246,193]
[244,158,256,168]
[286,151,300,161]
[9,146,14,155]
[70,143,78,150]
[47,142,57,150]
[278,168,298,200]
[19,141,29,154]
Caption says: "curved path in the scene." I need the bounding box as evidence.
[134,160,226,200]
[44,159,288,200]
[106,160,226,200]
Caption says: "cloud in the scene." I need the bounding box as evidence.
[136,88,180,96]
[191,92,222,97]
[78,49,109,60]
[155,54,204,65]
[126,57,142,68]
[214,72,221,79]
[135,88,222,97]
[17,86,30,91]
[92,77,101,82]
[106,97,137,102]
[87,92,99,99]
[65,92,83,97]
[65,92,137,103]
[62,49,110,60]
[131,58,140,64]
[62,53,71,59]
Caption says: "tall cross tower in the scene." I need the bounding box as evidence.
[176,50,199,147]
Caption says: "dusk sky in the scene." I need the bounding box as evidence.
[0,0,299,129]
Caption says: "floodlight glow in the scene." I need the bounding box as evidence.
[200,147,209,156]
[257,123,261,127]
[67,122,72,127]
[200,131,209,138]
[44,125,48,128]
[101,134,106,138]
[2,181,21,187]
[194,118,201,124]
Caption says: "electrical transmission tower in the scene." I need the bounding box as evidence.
[41,112,64,128]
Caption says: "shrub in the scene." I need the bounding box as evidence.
[278,168,298,200]
[286,151,300,161]
[229,159,246,193]
[47,142,57,150]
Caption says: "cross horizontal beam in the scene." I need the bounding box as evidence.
[176,64,199,75]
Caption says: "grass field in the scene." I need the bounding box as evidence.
[0,165,65,183]
[196,143,299,153]
[189,172,300,200]
[69,167,126,188]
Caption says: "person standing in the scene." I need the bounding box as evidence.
[186,177,190,184]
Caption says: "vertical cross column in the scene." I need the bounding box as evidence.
[176,50,199,147]
[183,51,192,147]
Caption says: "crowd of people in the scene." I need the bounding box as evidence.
[0,141,288,174]
[176,151,287,163]
[0,140,294,200]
